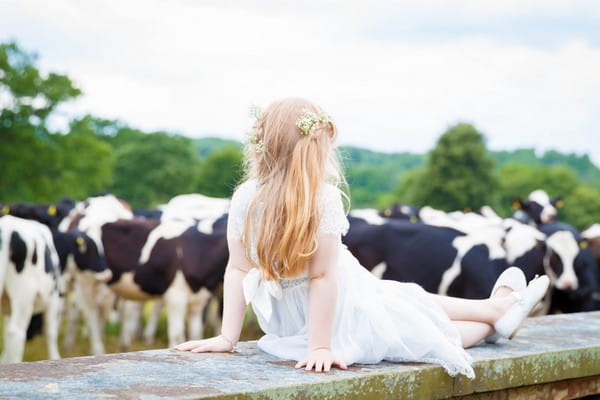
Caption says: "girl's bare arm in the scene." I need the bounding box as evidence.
[295,234,348,372]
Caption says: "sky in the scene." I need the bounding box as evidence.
[2,0,600,163]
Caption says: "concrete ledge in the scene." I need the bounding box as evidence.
[1,312,599,400]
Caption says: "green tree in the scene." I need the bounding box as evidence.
[494,163,580,217]
[561,186,600,230]
[195,146,244,198]
[111,132,199,208]
[0,41,82,202]
[399,123,497,211]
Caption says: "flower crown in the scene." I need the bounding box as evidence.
[246,105,330,154]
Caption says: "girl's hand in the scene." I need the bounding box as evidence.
[173,335,234,353]
[295,348,348,372]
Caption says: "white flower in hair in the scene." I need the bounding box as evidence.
[296,109,330,136]
[247,104,265,153]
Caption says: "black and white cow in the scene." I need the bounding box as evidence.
[512,189,563,226]
[0,215,62,363]
[101,214,229,348]
[344,213,498,299]
[58,194,134,355]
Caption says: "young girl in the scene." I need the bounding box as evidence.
[174,98,550,378]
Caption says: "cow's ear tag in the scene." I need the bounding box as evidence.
[47,205,57,216]
[555,199,565,208]
[384,209,391,217]
[464,207,472,213]
[75,236,87,253]
[512,200,521,210]
[1,205,9,215]
[410,215,418,223]
[580,240,588,249]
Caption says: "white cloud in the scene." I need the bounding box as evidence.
[1,0,599,164]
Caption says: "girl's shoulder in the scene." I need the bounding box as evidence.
[231,179,258,203]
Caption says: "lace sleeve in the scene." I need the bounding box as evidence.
[227,180,255,241]
[318,184,350,236]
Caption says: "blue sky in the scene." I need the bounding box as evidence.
[2,0,599,164]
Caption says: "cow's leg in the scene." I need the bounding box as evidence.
[63,295,81,352]
[206,295,222,336]
[44,292,62,360]
[143,300,164,345]
[3,292,34,363]
[119,300,143,351]
[74,276,105,355]
[165,293,188,347]
[187,288,212,340]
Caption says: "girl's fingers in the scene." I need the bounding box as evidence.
[305,359,316,371]
[333,359,348,370]
[295,359,307,369]
[324,360,332,372]
[190,345,209,353]
[315,360,324,372]
[173,341,200,351]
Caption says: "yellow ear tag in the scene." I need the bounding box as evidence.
[384,209,391,217]
[47,205,57,216]
[580,240,588,249]
[410,216,418,223]
[75,237,87,252]
[1,206,9,215]
[464,207,472,213]
[512,200,521,210]
[555,200,565,208]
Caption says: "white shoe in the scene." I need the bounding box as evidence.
[493,275,550,340]
[485,267,526,344]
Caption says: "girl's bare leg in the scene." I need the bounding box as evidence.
[427,287,516,324]
[452,321,494,348]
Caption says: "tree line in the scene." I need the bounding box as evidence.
[2,41,599,229]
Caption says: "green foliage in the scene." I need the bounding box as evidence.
[494,163,580,217]
[195,146,244,198]
[193,137,243,159]
[561,186,600,230]
[110,132,199,208]
[401,123,497,211]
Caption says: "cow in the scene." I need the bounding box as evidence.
[58,194,134,355]
[344,214,498,299]
[0,215,110,363]
[512,189,563,226]
[101,214,229,348]
[536,222,600,313]
[0,216,62,363]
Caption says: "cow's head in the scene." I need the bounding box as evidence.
[543,230,587,291]
[70,231,112,282]
[512,190,563,225]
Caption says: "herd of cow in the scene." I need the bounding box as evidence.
[1,188,599,364]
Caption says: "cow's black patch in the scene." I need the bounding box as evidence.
[10,231,27,273]
[44,245,55,274]
[32,246,38,265]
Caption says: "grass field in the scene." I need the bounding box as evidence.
[1,300,263,363]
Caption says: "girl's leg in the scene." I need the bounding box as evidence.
[427,292,516,324]
[452,321,494,348]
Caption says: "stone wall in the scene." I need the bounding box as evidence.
[1,312,599,399]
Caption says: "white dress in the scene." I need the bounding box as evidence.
[227,180,475,379]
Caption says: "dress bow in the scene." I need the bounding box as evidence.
[242,268,283,322]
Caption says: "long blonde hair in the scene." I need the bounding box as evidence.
[242,98,346,280]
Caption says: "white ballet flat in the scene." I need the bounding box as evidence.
[485,267,526,344]
[493,275,550,340]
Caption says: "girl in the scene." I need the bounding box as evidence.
[174,98,550,378]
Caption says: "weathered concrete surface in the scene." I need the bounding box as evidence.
[0,312,599,400]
